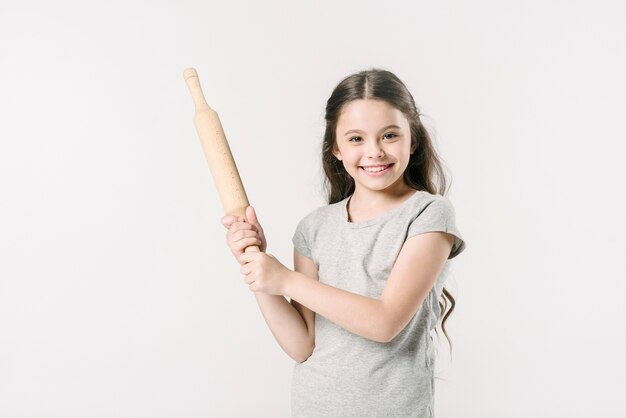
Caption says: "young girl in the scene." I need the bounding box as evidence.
[221,69,466,418]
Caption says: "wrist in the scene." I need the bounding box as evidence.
[283,270,301,298]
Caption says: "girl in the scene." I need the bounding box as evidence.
[221,69,466,418]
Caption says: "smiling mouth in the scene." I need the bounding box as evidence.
[359,163,394,173]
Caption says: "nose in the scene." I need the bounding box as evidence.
[366,141,385,159]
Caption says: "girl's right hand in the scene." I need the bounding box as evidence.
[220,206,267,265]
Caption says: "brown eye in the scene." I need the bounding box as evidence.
[383,133,398,140]
[349,136,362,143]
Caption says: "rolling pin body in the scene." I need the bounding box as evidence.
[184,68,259,253]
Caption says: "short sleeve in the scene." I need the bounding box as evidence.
[292,218,313,259]
[407,197,467,259]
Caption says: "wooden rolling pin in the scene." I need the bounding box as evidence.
[183,68,259,253]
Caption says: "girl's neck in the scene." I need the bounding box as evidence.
[347,184,416,222]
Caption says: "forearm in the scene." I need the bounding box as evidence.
[284,271,390,343]
[252,292,313,362]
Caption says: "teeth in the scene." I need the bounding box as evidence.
[362,165,390,172]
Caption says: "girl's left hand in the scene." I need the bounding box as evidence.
[239,251,292,295]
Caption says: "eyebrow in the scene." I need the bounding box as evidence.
[344,125,402,136]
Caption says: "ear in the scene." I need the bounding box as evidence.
[332,146,342,160]
[410,138,417,154]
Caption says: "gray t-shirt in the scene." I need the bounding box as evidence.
[290,189,467,418]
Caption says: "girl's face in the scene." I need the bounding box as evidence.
[332,99,416,195]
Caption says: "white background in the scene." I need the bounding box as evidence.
[1,0,625,417]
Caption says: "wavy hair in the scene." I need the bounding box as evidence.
[320,68,458,353]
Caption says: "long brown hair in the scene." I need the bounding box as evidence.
[320,68,457,353]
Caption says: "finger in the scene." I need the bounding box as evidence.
[235,232,260,242]
[227,217,243,229]
[230,221,253,232]
[246,207,263,230]
[240,263,250,275]
[221,216,237,228]
[250,207,264,228]
[237,238,262,253]
[228,226,251,241]
[239,251,255,264]
[246,206,256,222]
[233,230,258,243]
[236,220,254,229]
[222,216,250,231]
[238,239,261,252]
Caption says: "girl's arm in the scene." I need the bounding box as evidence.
[252,293,313,363]
[250,248,318,363]
[283,231,455,343]
[221,211,312,362]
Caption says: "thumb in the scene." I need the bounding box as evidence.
[246,206,265,235]
[246,205,258,224]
